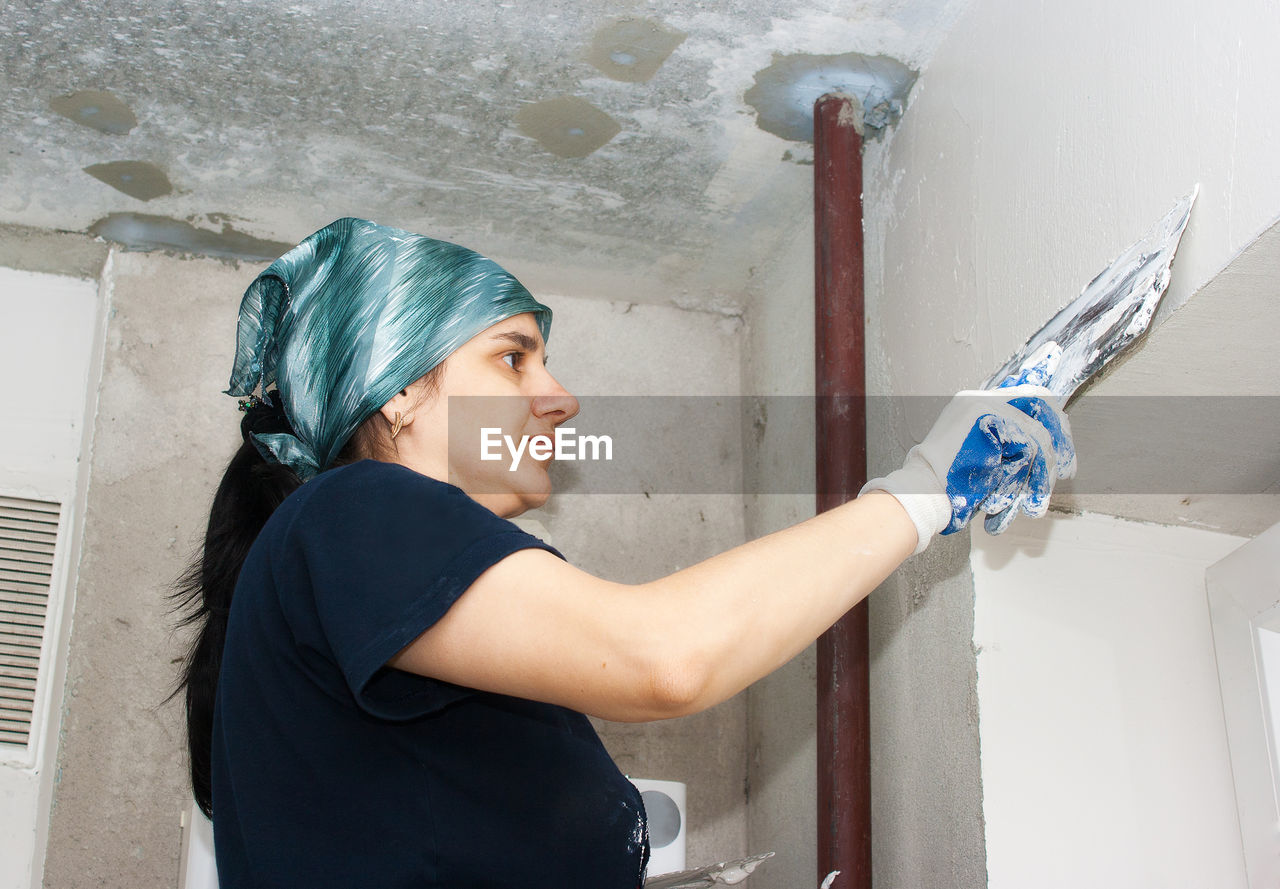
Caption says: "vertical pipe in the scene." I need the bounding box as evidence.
[813,93,869,888]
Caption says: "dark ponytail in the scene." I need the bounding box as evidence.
[171,373,435,817]
[170,396,303,817]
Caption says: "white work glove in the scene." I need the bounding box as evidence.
[860,383,1076,555]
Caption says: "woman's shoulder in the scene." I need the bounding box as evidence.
[275,460,491,534]
[260,459,555,568]
[302,459,453,499]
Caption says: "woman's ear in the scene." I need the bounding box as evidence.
[377,366,446,433]
[379,388,416,430]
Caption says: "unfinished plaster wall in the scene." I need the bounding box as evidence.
[19,230,748,885]
[751,0,1280,885]
[41,248,244,889]
[740,180,817,889]
[742,230,990,889]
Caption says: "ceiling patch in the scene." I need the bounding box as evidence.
[586,17,686,83]
[83,161,173,201]
[87,214,291,261]
[515,97,621,159]
[745,52,917,142]
[48,90,138,136]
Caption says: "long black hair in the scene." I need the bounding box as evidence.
[169,393,395,816]
[172,371,441,816]
[169,396,305,816]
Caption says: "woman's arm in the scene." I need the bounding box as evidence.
[387,490,916,722]
[390,384,1075,722]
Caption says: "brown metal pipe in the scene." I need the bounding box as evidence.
[813,93,869,888]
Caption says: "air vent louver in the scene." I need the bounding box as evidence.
[0,496,60,748]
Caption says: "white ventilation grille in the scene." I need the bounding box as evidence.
[0,496,60,748]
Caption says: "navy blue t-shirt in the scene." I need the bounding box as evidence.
[211,460,650,888]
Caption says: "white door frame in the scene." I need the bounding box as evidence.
[1208,520,1280,889]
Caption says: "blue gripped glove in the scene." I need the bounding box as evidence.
[859,383,1076,555]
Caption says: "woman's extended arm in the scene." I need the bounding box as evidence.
[388,490,915,722]
[389,384,1076,722]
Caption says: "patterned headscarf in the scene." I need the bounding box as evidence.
[225,217,552,479]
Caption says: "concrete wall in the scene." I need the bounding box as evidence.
[42,248,245,889]
[740,179,818,889]
[0,226,748,885]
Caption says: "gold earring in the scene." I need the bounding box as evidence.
[390,411,404,440]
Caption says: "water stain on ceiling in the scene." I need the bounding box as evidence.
[48,89,137,135]
[83,160,173,201]
[586,17,687,83]
[516,96,622,159]
[87,213,293,260]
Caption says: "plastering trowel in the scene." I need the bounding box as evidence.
[981,186,1198,398]
[975,187,1197,534]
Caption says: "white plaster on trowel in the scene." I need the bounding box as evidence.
[981,189,1196,396]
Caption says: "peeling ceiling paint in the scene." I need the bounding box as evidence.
[0,0,970,306]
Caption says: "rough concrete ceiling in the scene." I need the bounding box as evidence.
[1,0,966,309]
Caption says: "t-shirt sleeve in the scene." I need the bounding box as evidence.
[282,462,562,720]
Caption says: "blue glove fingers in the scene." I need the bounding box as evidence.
[981,413,1057,535]
[941,414,1032,534]
[941,411,1051,536]
[983,447,1053,536]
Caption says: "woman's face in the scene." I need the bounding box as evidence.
[392,312,579,517]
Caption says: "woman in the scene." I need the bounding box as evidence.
[173,217,1074,888]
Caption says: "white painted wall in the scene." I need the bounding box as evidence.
[0,268,102,498]
[0,267,104,889]
[971,513,1247,889]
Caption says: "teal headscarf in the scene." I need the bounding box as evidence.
[225,217,552,479]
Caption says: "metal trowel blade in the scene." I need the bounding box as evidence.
[982,186,1198,397]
